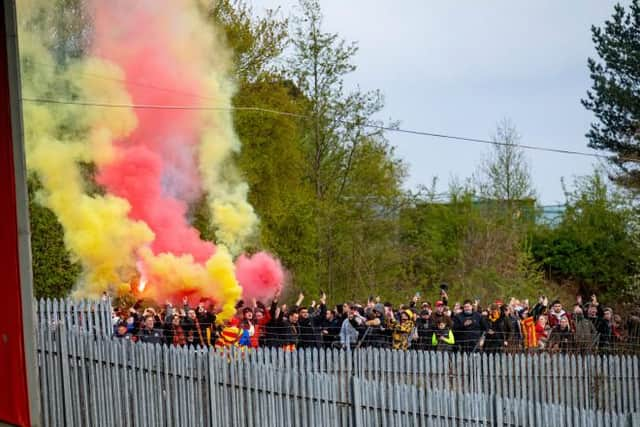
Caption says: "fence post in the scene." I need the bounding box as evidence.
[494,393,503,427]
[351,376,363,427]
[57,325,73,425]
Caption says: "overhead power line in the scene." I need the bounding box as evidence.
[21,96,624,162]
[22,61,630,162]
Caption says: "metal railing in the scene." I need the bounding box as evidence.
[35,298,640,355]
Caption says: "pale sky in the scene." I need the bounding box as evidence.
[251,1,628,204]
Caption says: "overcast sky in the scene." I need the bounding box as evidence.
[251,1,628,204]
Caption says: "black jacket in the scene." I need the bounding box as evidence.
[137,327,163,345]
[415,317,434,350]
[280,319,300,347]
[361,317,386,348]
[183,318,205,347]
[298,304,326,348]
[453,311,487,351]
[264,301,282,347]
[298,317,316,348]
[596,319,614,351]
[320,317,341,347]
[549,325,574,352]
[197,310,216,344]
[484,313,510,352]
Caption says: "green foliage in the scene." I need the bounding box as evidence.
[399,188,544,303]
[209,0,288,82]
[23,0,640,308]
[320,137,406,302]
[28,175,81,298]
[281,0,406,301]
[206,0,320,294]
[233,77,319,293]
[19,0,91,64]
[582,0,640,191]
[532,172,640,299]
[399,191,469,290]
[474,118,535,201]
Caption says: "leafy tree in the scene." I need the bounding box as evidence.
[28,175,81,298]
[532,172,640,299]
[205,0,322,293]
[19,0,91,64]
[208,0,288,82]
[233,77,319,292]
[286,0,403,298]
[582,0,640,191]
[326,137,406,301]
[288,0,387,202]
[400,181,544,303]
[19,0,91,298]
[399,190,469,292]
[474,118,535,201]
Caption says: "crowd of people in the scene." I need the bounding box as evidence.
[111,287,640,354]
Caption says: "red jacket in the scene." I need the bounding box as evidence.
[535,323,548,339]
[249,311,271,348]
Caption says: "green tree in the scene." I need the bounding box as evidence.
[233,77,319,292]
[19,0,92,298]
[204,0,322,293]
[286,0,404,299]
[532,171,640,299]
[19,0,91,64]
[209,0,288,82]
[28,175,81,298]
[474,118,535,202]
[399,180,543,303]
[327,137,406,301]
[582,0,640,191]
[288,0,385,200]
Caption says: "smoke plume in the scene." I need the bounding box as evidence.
[18,0,284,320]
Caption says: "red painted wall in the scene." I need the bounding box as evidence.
[0,1,32,425]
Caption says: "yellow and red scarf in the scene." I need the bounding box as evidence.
[521,317,537,348]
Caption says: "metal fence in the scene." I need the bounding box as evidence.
[244,346,640,413]
[36,297,113,336]
[352,379,637,427]
[36,323,640,427]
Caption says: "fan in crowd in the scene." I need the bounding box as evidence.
[111,285,640,355]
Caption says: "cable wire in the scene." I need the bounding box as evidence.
[22,60,632,162]
[21,96,627,162]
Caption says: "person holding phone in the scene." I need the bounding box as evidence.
[453,300,487,352]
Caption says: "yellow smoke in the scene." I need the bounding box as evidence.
[72,57,139,166]
[168,0,259,254]
[131,0,246,317]
[205,245,242,321]
[18,0,254,310]
[18,4,154,297]
[198,124,258,255]
[29,141,155,296]
[139,245,241,322]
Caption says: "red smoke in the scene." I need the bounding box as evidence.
[89,0,283,302]
[98,145,215,262]
[235,253,284,301]
[93,0,211,261]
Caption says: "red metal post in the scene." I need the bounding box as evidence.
[0,1,39,425]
